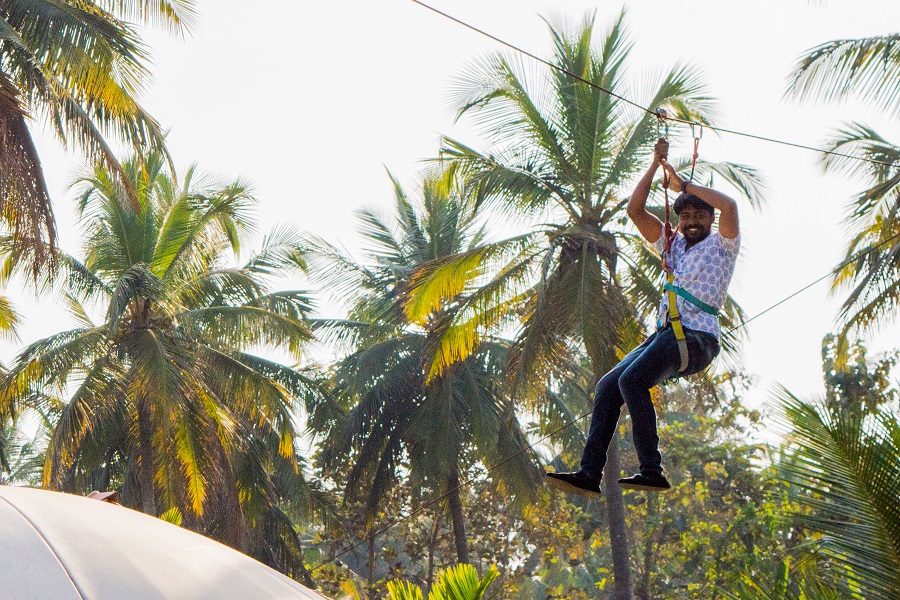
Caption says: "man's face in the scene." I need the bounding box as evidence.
[678,207,714,244]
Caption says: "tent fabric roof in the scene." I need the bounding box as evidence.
[0,486,331,599]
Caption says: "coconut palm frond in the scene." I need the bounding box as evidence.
[0,80,57,262]
[244,224,308,275]
[617,233,663,322]
[166,178,257,275]
[403,234,532,324]
[838,273,900,339]
[420,260,531,380]
[775,390,900,599]
[819,123,900,184]
[441,137,567,218]
[0,294,20,341]
[173,267,265,310]
[6,327,111,400]
[832,208,900,336]
[788,33,900,117]
[181,303,312,359]
[42,357,125,488]
[96,0,198,34]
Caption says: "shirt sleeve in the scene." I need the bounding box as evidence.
[651,229,666,254]
[718,232,740,256]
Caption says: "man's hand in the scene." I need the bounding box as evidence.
[653,138,669,164]
[660,159,684,192]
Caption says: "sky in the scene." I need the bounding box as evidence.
[8,0,900,423]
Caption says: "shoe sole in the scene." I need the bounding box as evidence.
[545,476,602,498]
[618,482,670,492]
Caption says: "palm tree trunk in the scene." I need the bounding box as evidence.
[426,510,441,595]
[604,438,634,599]
[99,447,114,490]
[637,494,658,600]
[587,350,634,600]
[136,398,157,516]
[367,535,376,600]
[447,468,469,564]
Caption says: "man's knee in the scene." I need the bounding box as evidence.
[594,372,624,406]
[618,366,650,397]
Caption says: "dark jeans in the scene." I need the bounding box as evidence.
[579,325,719,481]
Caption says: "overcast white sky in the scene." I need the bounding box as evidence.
[9,0,900,418]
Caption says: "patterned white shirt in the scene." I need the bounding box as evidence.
[653,230,740,339]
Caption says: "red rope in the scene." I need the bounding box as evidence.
[661,169,678,272]
[657,110,680,271]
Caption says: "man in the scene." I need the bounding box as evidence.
[547,138,740,495]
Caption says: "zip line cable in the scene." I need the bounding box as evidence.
[409,0,896,170]
[311,228,900,573]
[721,229,900,337]
[311,0,900,574]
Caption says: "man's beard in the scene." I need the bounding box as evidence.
[682,225,710,243]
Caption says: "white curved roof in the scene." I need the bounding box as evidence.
[0,486,330,599]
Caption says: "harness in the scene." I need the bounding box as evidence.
[656,111,714,372]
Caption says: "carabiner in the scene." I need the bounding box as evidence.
[655,108,669,140]
[689,123,702,183]
[690,123,703,141]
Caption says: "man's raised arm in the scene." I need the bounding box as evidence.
[627,138,667,243]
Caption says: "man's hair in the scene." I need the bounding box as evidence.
[673,192,714,216]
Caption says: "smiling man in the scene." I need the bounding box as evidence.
[546,138,740,496]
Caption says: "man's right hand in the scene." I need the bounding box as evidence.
[659,159,685,192]
[653,138,669,164]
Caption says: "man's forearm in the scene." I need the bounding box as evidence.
[683,180,736,213]
[684,179,739,239]
[627,161,660,218]
[627,160,666,242]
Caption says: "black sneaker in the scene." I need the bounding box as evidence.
[545,471,602,498]
[618,472,671,491]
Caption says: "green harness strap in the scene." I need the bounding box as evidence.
[663,283,719,315]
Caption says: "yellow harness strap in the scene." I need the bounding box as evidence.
[666,271,690,372]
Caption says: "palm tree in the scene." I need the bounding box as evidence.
[773,389,900,599]
[0,151,324,582]
[0,422,44,486]
[410,12,764,597]
[0,0,195,264]
[787,33,900,338]
[311,170,542,565]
